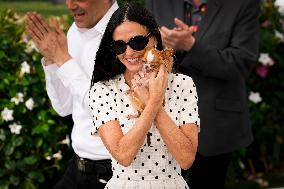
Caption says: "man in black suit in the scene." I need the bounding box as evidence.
[146,0,260,188]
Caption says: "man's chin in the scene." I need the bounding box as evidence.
[74,21,94,29]
[74,21,85,28]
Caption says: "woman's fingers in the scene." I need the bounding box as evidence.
[157,65,169,90]
[132,65,169,105]
[157,64,165,77]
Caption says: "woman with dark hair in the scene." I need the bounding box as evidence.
[89,3,199,188]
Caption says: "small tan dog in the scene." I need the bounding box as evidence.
[125,48,174,119]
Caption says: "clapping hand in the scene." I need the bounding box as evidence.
[160,18,196,51]
[25,12,71,66]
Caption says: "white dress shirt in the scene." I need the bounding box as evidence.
[42,2,119,160]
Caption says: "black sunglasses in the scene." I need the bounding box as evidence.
[112,33,151,55]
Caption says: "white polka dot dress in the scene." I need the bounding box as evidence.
[89,73,200,189]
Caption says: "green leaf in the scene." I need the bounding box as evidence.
[20,179,36,189]
[4,143,14,156]
[0,129,6,141]
[16,159,26,171]
[14,151,22,159]
[3,78,10,85]
[0,168,6,177]
[0,51,7,60]
[9,175,20,186]
[47,119,56,125]
[35,138,43,148]
[27,171,45,183]
[31,124,49,135]
[23,156,38,165]
[0,182,9,189]
[4,160,16,171]
[12,136,23,147]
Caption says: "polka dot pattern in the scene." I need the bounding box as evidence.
[89,73,198,188]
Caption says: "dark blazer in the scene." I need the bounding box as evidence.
[146,0,260,156]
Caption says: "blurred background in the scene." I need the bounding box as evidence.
[0,0,283,188]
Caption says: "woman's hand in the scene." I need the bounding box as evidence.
[132,73,150,105]
[148,65,168,106]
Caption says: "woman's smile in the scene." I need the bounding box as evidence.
[125,57,141,65]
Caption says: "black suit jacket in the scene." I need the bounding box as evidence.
[146,0,260,156]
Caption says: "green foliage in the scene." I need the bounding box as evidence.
[248,0,284,169]
[229,0,284,185]
[0,9,71,189]
[0,1,144,17]
[0,2,68,17]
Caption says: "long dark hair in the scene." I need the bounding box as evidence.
[90,2,163,87]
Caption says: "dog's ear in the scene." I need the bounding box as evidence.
[143,48,174,73]
[162,49,174,59]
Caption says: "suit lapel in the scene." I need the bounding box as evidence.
[195,0,223,40]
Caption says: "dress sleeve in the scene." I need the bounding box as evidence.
[89,82,118,134]
[179,75,200,132]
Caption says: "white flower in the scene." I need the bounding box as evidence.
[98,179,108,184]
[53,151,62,160]
[11,92,24,105]
[20,61,31,76]
[21,33,39,53]
[59,135,70,146]
[25,98,34,110]
[258,53,274,66]
[8,123,22,134]
[275,0,284,14]
[45,151,63,161]
[255,178,269,187]
[1,108,14,122]
[249,91,262,104]
[25,40,39,53]
[275,30,284,42]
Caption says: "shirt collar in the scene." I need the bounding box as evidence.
[185,0,207,8]
[94,1,119,34]
[75,1,119,37]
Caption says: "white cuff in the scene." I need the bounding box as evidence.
[41,58,59,81]
[56,59,87,88]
